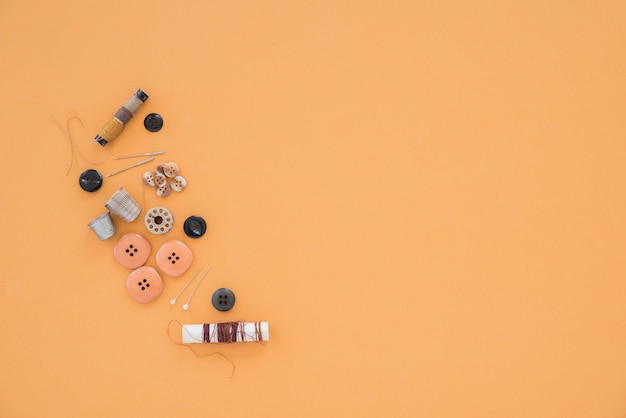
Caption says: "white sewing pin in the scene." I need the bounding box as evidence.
[183,266,212,311]
[170,266,204,305]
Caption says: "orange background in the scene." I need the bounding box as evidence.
[1,1,626,417]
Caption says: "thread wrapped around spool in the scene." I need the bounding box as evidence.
[182,322,269,344]
[94,89,148,146]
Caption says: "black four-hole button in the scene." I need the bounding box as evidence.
[212,288,235,312]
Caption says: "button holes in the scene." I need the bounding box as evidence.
[159,208,163,213]
[130,245,134,249]
[130,253,134,257]
[126,249,130,253]
[141,287,145,290]
[143,279,147,283]
[134,249,138,252]
[138,282,142,286]
[171,252,175,256]
[175,256,179,260]
[146,283,150,287]
[172,260,176,264]
[166,218,171,221]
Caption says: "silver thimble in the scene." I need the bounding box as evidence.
[105,188,142,222]
[88,212,116,240]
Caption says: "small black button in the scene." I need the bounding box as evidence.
[144,113,163,132]
[212,288,235,312]
[184,216,207,238]
[79,169,103,192]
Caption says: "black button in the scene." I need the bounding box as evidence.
[79,169,103,192]
[144,113,163,132]
[184,216,207,238]
[212,288,235,312]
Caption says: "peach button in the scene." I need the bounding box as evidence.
[113,233,151,269]
[126,266,163,303]
[156,240,193,277]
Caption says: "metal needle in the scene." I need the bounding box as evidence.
[114,151,165,160]
[105,157,154,178]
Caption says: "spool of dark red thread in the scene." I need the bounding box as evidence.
[182,322,269,344]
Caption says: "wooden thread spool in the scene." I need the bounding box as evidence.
[94,89,148,146]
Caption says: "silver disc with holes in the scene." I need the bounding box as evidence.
[144,207,174,235]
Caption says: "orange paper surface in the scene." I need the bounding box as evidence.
[1,1,626,417]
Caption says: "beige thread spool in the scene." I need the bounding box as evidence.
[94,89,148,146]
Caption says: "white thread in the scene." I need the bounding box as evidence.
[52,116,112,175]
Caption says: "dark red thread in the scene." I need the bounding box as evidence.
[166,320,236,378]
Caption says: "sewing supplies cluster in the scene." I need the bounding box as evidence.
[77,89,268,350]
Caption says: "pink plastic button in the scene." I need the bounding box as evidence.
[113,233,151,269]
[126,266,163,303]
[156,240,193,277]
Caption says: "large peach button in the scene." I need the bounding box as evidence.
[156,240,193,277]
[113,233,151,269]
[126,266,163,303]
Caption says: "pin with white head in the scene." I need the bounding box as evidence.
[183,266,211,310]
[170,266,204,305]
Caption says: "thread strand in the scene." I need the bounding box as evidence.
[167,320,236,378]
